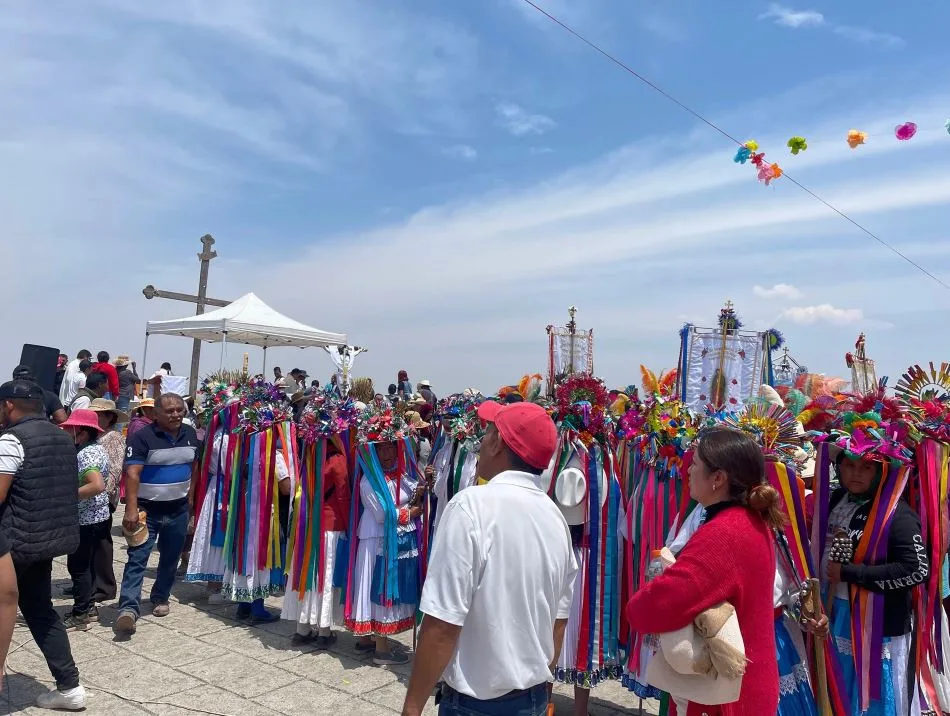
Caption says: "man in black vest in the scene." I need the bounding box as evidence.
[0,379,86,710]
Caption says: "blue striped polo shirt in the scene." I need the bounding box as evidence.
[124,422,199,503]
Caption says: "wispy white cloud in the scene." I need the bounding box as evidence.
[833,25,905,48]
[759,4,824,28]
[759,4,903,48]
[495,102,556,136]
[442,144,478,161]
[2,0,948,393]
[781,304,864,325]
[530,146,554,155]
[754,284,803,300]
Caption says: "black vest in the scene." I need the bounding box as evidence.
[1,416,79,563]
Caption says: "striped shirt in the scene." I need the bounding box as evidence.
[124,422,198,503]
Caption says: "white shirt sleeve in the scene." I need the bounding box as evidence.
[556,541,579,620]
[71,396,91,411]
[359,476,387,524]
[419,499,479,626]
[0,434,25,475]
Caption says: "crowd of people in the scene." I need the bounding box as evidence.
[0,349,949,716]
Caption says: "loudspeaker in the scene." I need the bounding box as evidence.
[19,344,60,393]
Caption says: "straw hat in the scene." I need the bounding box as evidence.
[405,411,430,429]
[88,398,130,424]
[114,355,131,367]
[123,510,149,547]
[132,398,155,414]
[419,379,432,388]
[59,409,104,434]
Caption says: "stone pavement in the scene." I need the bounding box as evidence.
[3,529,659,715]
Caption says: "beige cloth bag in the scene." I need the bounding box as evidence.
[644,548,747,706]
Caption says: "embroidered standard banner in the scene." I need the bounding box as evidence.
[680,327,765,413]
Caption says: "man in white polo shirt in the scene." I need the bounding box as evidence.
[402,401,577,716]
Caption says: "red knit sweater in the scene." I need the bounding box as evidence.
[626,505,778,716]
[322,453,350,533]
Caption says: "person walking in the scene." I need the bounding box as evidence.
[88,399,127,604]
[0,379,86,709]
[114,393,199,636]
[402,401,577,716]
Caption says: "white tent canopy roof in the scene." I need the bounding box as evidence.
[145,292,346,349]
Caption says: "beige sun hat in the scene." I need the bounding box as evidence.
[123,510,149,547]
[88,397,130,424]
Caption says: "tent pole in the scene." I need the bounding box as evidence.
[262,346,267,375]
[220,332,227,372]
[141,333,150,389]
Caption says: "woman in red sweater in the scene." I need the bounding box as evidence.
[626,427,782,716]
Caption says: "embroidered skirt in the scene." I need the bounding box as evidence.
[830,596,920,716]
[185,472,226,583]
[343,531,418,637]
[776,616,818,716]
[281,530,344,629]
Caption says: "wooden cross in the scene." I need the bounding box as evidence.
[142,234,231,396]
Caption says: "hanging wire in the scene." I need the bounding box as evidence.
[519,0,950,290]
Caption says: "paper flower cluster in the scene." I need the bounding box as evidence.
[847,129,868,149]
[436,392,486,443]
[620,397,698,472]
[554,374,611,445]
[297,391,361,444]
[787,136,807,155]
[237,377,293,433]
[357,406,415,444]
[718,401,804,463]
[895,122,917,141]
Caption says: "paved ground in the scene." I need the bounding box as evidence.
[3,523,659,715]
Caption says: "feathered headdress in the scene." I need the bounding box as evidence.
[640,365,679,399]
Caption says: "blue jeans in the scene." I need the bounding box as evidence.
[115,395,131,414]
[117,501,189,618]
[438,683,548,716]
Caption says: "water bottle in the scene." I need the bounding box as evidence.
[645,549,666,582]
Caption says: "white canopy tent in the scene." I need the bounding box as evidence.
[142,292,347,379]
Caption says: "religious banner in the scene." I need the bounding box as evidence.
[546,306,594,396]
[677,302,768,413]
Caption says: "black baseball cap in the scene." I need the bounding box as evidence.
[0,379,44,401]
[12,365,33,380]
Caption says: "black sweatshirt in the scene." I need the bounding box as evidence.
[830,488,929,637]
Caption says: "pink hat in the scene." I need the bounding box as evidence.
[60,409,104,434]
[477,401,557,470]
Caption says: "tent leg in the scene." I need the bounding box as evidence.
[220,333,227,372]
[262,346,267,375]
[141,334,150,389]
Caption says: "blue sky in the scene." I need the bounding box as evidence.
[3,0,949,394]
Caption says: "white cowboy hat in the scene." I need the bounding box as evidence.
[420,379,432,388]
[553,467,588,526]
[757,383,784,408]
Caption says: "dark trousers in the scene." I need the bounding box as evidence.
[66,519,113,614]
[14,559,80,690]
[91,509,117,603]
[438,683,548,716]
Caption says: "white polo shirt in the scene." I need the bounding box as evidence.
[419,470,577,699]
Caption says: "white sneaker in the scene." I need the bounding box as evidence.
[35,685,86,710]
[207,591,230,605]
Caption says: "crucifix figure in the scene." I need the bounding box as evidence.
[142,234,231,396]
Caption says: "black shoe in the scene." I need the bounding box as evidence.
[291,632,315,646]
[354,640,375,653]
[235,606,251,620]
[315,633,337,650]
[63,613,90,632]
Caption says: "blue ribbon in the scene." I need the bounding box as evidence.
[357,444,400,604]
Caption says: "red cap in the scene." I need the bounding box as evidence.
[477,401,557,470]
